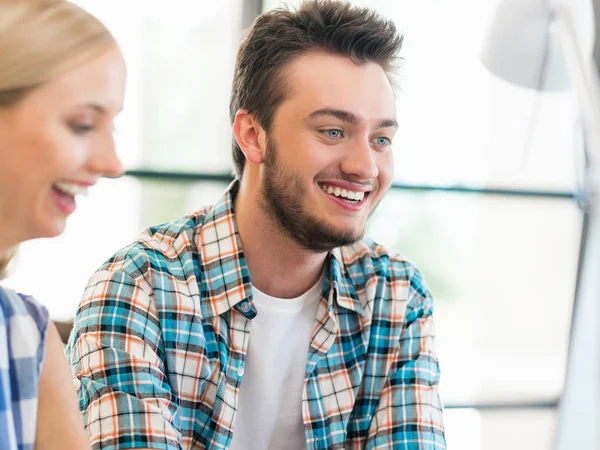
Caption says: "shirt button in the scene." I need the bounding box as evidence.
[237,365,245,377]
[239,301,251,313]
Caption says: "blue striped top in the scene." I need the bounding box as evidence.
[0,287,49,450]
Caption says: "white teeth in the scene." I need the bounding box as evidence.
[320,184,366,202]
[54,182,88,197]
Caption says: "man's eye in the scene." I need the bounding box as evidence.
[375,136,392,146]
[323,129,343,139]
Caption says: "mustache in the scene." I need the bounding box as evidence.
[314,174,377,189]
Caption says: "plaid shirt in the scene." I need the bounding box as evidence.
[0,287,49,450]
[67,182,445,450]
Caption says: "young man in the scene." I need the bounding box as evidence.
[67,2,446,449]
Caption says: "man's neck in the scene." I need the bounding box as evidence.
[233,178,327,299]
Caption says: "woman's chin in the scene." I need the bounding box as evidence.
[35,216,68,240]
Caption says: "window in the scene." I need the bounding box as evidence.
[4,1,582,448]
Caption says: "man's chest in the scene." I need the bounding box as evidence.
[157,295,404,450]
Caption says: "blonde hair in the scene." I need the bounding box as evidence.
[0,0,117,107]
[0,0,117,275]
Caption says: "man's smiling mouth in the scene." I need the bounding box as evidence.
[318,182,370,205]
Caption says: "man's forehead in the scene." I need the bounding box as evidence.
[283,51,386,83]
[278,52,396,121]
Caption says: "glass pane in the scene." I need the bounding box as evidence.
[368,190,581,403]
[263,0,580,191]
[445,408,557,450]
[74,0,245,173]
[139,180,228,226]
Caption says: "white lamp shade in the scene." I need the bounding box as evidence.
[480,0,595,92]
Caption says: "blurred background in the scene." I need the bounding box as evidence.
[3,0,593,448]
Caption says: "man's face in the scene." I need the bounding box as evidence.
[259,51,397,252]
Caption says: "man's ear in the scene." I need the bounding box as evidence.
[232,109,266,165]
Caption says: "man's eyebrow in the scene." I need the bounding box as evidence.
[307,108,361,125]
[375,118,399,129]
[307,108,398,129]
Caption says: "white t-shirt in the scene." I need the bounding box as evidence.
[229,276,323,450]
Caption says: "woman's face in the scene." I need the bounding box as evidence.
[0,48,126,246]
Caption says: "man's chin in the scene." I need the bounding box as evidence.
[333,227,364,244]
[328,220,365,241]
[300,224,364,253]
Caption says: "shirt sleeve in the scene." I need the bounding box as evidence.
[366,266,446,449]
[66,262,181,450]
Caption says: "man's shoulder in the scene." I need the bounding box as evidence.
[340,237,421,280]
[95,205,216,279]
[339,238,432,305]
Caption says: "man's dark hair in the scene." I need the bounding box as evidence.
[229,0,403,179]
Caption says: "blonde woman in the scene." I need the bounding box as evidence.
[0,1,125,448]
